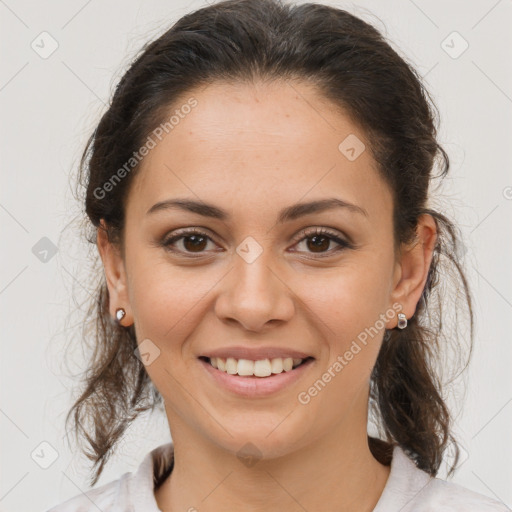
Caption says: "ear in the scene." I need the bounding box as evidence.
[387,213,437,328]
[96,219,132,326]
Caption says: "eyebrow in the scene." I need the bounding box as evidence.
[146,197,368,222]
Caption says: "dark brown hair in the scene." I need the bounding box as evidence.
[65,0,473,487]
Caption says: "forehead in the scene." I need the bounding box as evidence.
[127,79,393,225]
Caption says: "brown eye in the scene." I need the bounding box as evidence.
[162,229,216,255]
[306,234,331,253]
[181,234,208,252]
[161,226,351,258]
[293,227,351,257]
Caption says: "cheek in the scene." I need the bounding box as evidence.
[296,256,392,360]
[307,258,390,316]
[127,257,216,348]
[127,264,219,399]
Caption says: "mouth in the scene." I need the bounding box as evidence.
[198,355,315,378]
[198,355,316,397]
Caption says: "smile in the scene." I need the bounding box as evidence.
[198,356,316,398]
[200,356,313,377]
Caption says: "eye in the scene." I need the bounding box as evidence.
[291,227,352,257]
[160,226,352,258]
[161,228,218,256]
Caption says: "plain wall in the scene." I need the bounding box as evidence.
[1,0,511,510]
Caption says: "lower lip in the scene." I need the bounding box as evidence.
[199,358,315,398]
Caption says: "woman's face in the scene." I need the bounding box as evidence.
[99,79,432,459]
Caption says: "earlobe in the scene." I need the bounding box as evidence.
[96,220,132,325]
[388,214,437,328]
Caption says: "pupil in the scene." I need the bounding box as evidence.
[308,235,329,252]
[184,235,207,252]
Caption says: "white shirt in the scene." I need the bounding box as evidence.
[46,442,511,511]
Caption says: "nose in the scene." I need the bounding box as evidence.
[214,249,295,332]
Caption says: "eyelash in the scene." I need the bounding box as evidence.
[160,227,352,258]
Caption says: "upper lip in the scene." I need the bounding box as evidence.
[200,346,314,361]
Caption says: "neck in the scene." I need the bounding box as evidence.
[155,410,391,512]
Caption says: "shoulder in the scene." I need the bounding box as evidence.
[416,477,511,512]
[44,472,131,512]
[376,444,511,512]
[43,442,174,512]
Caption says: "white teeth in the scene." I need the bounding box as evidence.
[208,356,306,377]
[270,357,283,374]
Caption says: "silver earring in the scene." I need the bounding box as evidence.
[115,308,126,323]
[397,313,407,329]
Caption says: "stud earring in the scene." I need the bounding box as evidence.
[397,313,407,329]
[115,308,126,323]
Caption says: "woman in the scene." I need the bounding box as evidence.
[46,0,510,510]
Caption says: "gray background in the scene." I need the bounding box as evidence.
[1,0,511,510]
